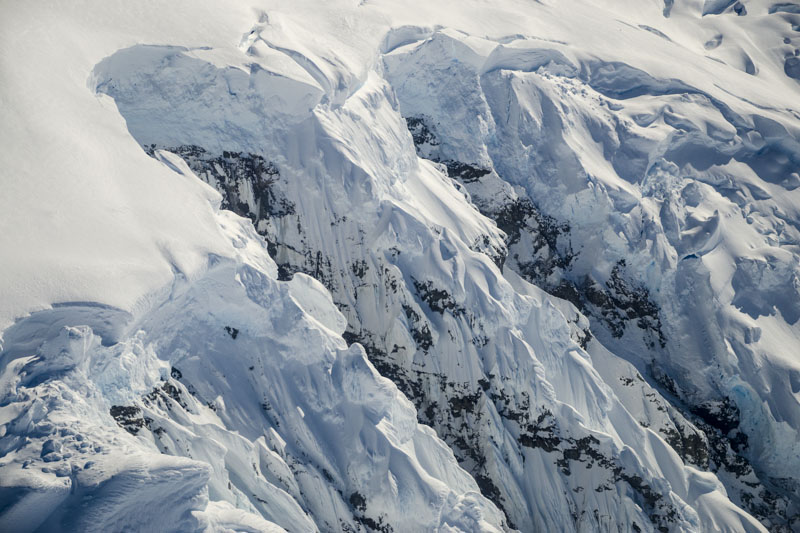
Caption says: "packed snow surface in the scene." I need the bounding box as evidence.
[1,0,799,531]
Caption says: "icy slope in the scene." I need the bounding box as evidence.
[380,7,800,528]
[0,194,506,532]
[91,21,768,533]
[2,0,800,532]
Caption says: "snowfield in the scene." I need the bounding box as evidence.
[1,0,799,531]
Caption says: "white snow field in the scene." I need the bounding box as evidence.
[1,0,799,531]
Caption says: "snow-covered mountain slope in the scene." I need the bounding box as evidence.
[0,177,506,532]
[379,8,800,529]
[2,0,800,531]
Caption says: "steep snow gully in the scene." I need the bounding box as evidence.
[2,0,800,532]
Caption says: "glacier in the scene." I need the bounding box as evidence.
[1,0,800,532]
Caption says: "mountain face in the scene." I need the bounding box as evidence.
[1,1,799,532]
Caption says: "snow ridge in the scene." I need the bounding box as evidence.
[0,207,505,532]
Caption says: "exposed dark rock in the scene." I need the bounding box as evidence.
[144,381,188,410]
[470,234,507,269]
[348,492,367,513]
[145,145,291,223]
[144,145,298,271]
[691,398,740,435]
[405,116,440,151]
[350,259,368,280]
[349,491,394,533]
[660,424,709,469]
[495,197,571,257]
[110,405,145,435]
[443,161,491,183]
[412,279,465,316]
[518,409,561,452]
[650,363,681,397]
[583,260,666,348]
[402,304,434,352]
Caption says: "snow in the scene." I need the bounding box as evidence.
[379,11,800,522]
[0,209,506,532]
[2,0,799,531]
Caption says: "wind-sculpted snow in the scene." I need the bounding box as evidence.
[0,207,505,532]
[92,45,324,155]
[383,20,800,531]
[89,31,772,532]
[2,0,800,531]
